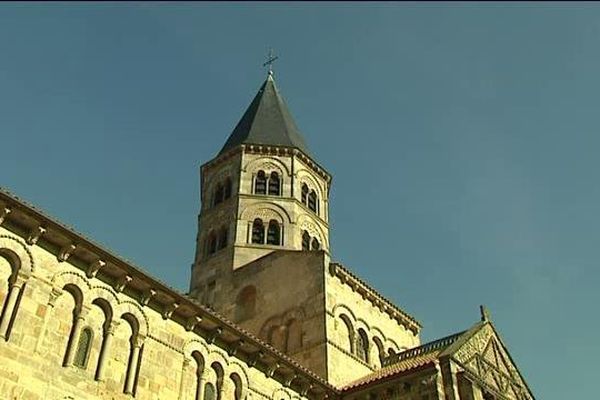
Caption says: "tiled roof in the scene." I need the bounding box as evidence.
[342,331,466,391]
[219,74,310,156]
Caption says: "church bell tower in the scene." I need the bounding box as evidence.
[189,71,332,304]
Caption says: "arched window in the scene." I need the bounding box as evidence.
[301,184,309,204]
[356,329,369,363]
[204,383,216,400]
[251,219,265,244]
[218,228,228,250]
[235,286,256,322]
[73,327,93,368]
[213,184,224,207]
[254,170,267,194]
[373,337,385,365]
[266,220,281,245]
[308,190,317,213]
[302,231,310,251]
[339,314,354,353]
[311,238,320,251]
[211,362,224,400]
[207,233,217,255]
[224,178,232,200]
[230,373,243,400]
[268,172,280,195]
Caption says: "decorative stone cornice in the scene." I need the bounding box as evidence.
[162,302,180,320]
[58,243,77,262]
[86,259,105,278]
[185,315,202,332]
[113,274,133,293]
[0,187,338,397]
[0,206,11,225]
[329,262,421,334]
[26,225,46,245]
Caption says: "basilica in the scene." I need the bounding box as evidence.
[0,71,535,399]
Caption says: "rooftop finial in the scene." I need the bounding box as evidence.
[480,305,491,322]
[263,48,279,76]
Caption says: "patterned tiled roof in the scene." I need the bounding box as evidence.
[343,330,466,391]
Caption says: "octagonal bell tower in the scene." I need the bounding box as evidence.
[189,72,332,304]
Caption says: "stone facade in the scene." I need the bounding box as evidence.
[0,73,535,400]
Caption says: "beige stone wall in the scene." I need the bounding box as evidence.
[208,250,329,379]
[0,227,310,400]
[324,269,421,386]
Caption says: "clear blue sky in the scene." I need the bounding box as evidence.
[1,4,596,398]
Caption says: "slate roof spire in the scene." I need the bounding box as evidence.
[218,74,310,156]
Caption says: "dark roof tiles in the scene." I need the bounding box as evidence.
[219,74,310,155]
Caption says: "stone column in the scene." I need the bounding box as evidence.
[0,276,26,339]
[124,335,144,395]
[178,357,190,400]
[63,307,88,367]
[95,320,119,381]
[196,373,208,400]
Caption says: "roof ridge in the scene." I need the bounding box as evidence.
[382,330,466,367]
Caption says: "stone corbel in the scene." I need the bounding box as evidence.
[114,274,133,293]
[139,288,157,306]
[26,225,46,245]
[300,383,313,397]
[227,340,244,357]
[205,327,222,344]
[265,362,280,378]
[247,351,264,368]
[58,243,77,262]
[185,315,202,332]
[0,207,11,225]
[86,259,106,278]
[283,373,297,388]
[162,302,180,320]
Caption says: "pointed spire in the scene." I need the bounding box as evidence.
[218,75,310,156]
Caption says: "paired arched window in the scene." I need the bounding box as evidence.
[251,218,282,246]
[254,170,281,196]
[206,225,229,257]
[302,230,321,251]
[301,183,318,214]
[356,328,369,363]
[212,177,233,207]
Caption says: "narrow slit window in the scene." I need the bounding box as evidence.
[213,184,224,206]
[218,228,228,250]
[266,220,281,245]
[308,190,317,212]
[268,172,280,196]
[302,231,310,251]
[254,171,267,194]
[224,178,232,199]
[301,184,309,204]
[73,327,93,368]
[251,218,265,244]
[311,238,320,251]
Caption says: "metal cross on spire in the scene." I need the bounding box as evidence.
[263,48,279,76]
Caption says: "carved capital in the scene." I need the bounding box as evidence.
[0,206,12,225]
[185,315,202,332]
[58,243,77,262]
[132,335,145,349]
[106,320,120,335]
[139,288,156,306]
[48,287,63,307]
[26,225,46,245]
[86,259,105,278]
[162,302,180,320]
[114,274,133,293]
